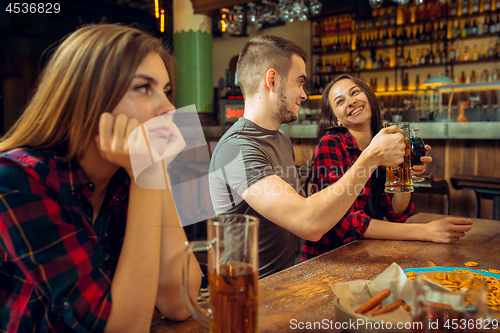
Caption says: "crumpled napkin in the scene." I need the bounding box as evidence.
[329,262,413,325]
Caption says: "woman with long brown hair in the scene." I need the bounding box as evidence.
[302,75,473,260]
[0,24,201,332]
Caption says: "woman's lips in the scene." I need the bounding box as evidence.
[149,126,171,138]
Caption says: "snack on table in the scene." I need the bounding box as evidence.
[370,299,406,316]
[405,268,500,311]
[364,303,382,316]
[464,261,479,267]
[354,288,391,314]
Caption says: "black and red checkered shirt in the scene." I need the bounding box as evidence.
[0,144,129,332]
[302,128,415,261]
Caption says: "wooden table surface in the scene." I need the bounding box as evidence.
[151,213,500,333]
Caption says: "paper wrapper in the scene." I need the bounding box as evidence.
[329,262,413,329]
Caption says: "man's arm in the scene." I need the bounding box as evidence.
[242,127,406,242]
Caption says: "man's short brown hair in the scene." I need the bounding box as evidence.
[236,35,307,98]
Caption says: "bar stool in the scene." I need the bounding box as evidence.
[450,174,500,220]
[413,174,450,215]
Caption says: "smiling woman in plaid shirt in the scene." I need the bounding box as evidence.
[0,24,201,332]
[302,75,473,261]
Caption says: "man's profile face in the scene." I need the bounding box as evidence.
[275,54,308,124]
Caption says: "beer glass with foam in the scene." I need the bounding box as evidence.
[384,122,414,193]
[182,214,259,333]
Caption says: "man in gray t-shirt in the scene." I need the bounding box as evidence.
[209,117,299,277]
[209,35,407,278]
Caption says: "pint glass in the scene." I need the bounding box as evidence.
[384,122,414,193]
[182,214,259,333]
[412,272,488,333]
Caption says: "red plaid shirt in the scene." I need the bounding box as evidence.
[302,128,415,261]
[0,144,129,332]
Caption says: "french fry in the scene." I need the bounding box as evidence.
[371,299,406,316]
[355,288,391,314]
[364,303,382,316]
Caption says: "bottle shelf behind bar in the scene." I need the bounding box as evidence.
[311,0,500,95]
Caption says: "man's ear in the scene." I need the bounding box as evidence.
[264,69,278,93]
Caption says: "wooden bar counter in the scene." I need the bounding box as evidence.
[151,213,500,332]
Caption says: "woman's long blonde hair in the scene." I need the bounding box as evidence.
[0,24,176,160]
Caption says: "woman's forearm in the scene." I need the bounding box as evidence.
[155,183,202,321]
[391,193,411,214]
[105,181,163,333]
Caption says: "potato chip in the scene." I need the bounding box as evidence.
[464,262,478,267]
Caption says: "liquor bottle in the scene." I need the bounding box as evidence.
[479,45,485,59]
[490,14,497,34]
[484,15,490,34]
[415,75,420,90]
[472,44,478,61]
[429,46,435,65]
[488,41,495,58]
[484,0,491,11]
[460,71,466,83]
[313,77,320,95]
[463,45,470,61]
[481,69,489,82]
[477,18,483,36]
[326,59,332,73]
[373,78,378,92]
[354,52,361,71]
[385,77,389,91]
[449,43,456,62]
[496,13,500,32]
[316,57,322,74]
[365,53,373,70]
[471,19,478,36]
[496,36,500,58]
[403,73,409,90]
[449,0,458,16]
[441,44,447,64]
[398,51,405,68]
[462,0,470,15]
[472,0,479,13]
[420,49,426,65]
[435,45,441,65]
[470,70,477,83]
[456,43,462,62]
[406,50,412,66]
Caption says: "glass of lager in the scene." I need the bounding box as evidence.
[384,122,414,193]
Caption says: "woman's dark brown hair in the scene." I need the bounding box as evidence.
[316,74,383,141]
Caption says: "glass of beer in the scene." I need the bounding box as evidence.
[411,129,426,183]
[384,122,414,193]
[182,214,259,333]
[412,272,488,333]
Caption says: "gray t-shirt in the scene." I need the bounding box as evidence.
[209,117,300,278]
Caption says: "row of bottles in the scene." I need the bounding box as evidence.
[314,13,500,55]
[311,67,499,95]
[315,36,500,74]
[315,1,500,38]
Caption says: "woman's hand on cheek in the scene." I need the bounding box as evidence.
[95,112,140,175]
